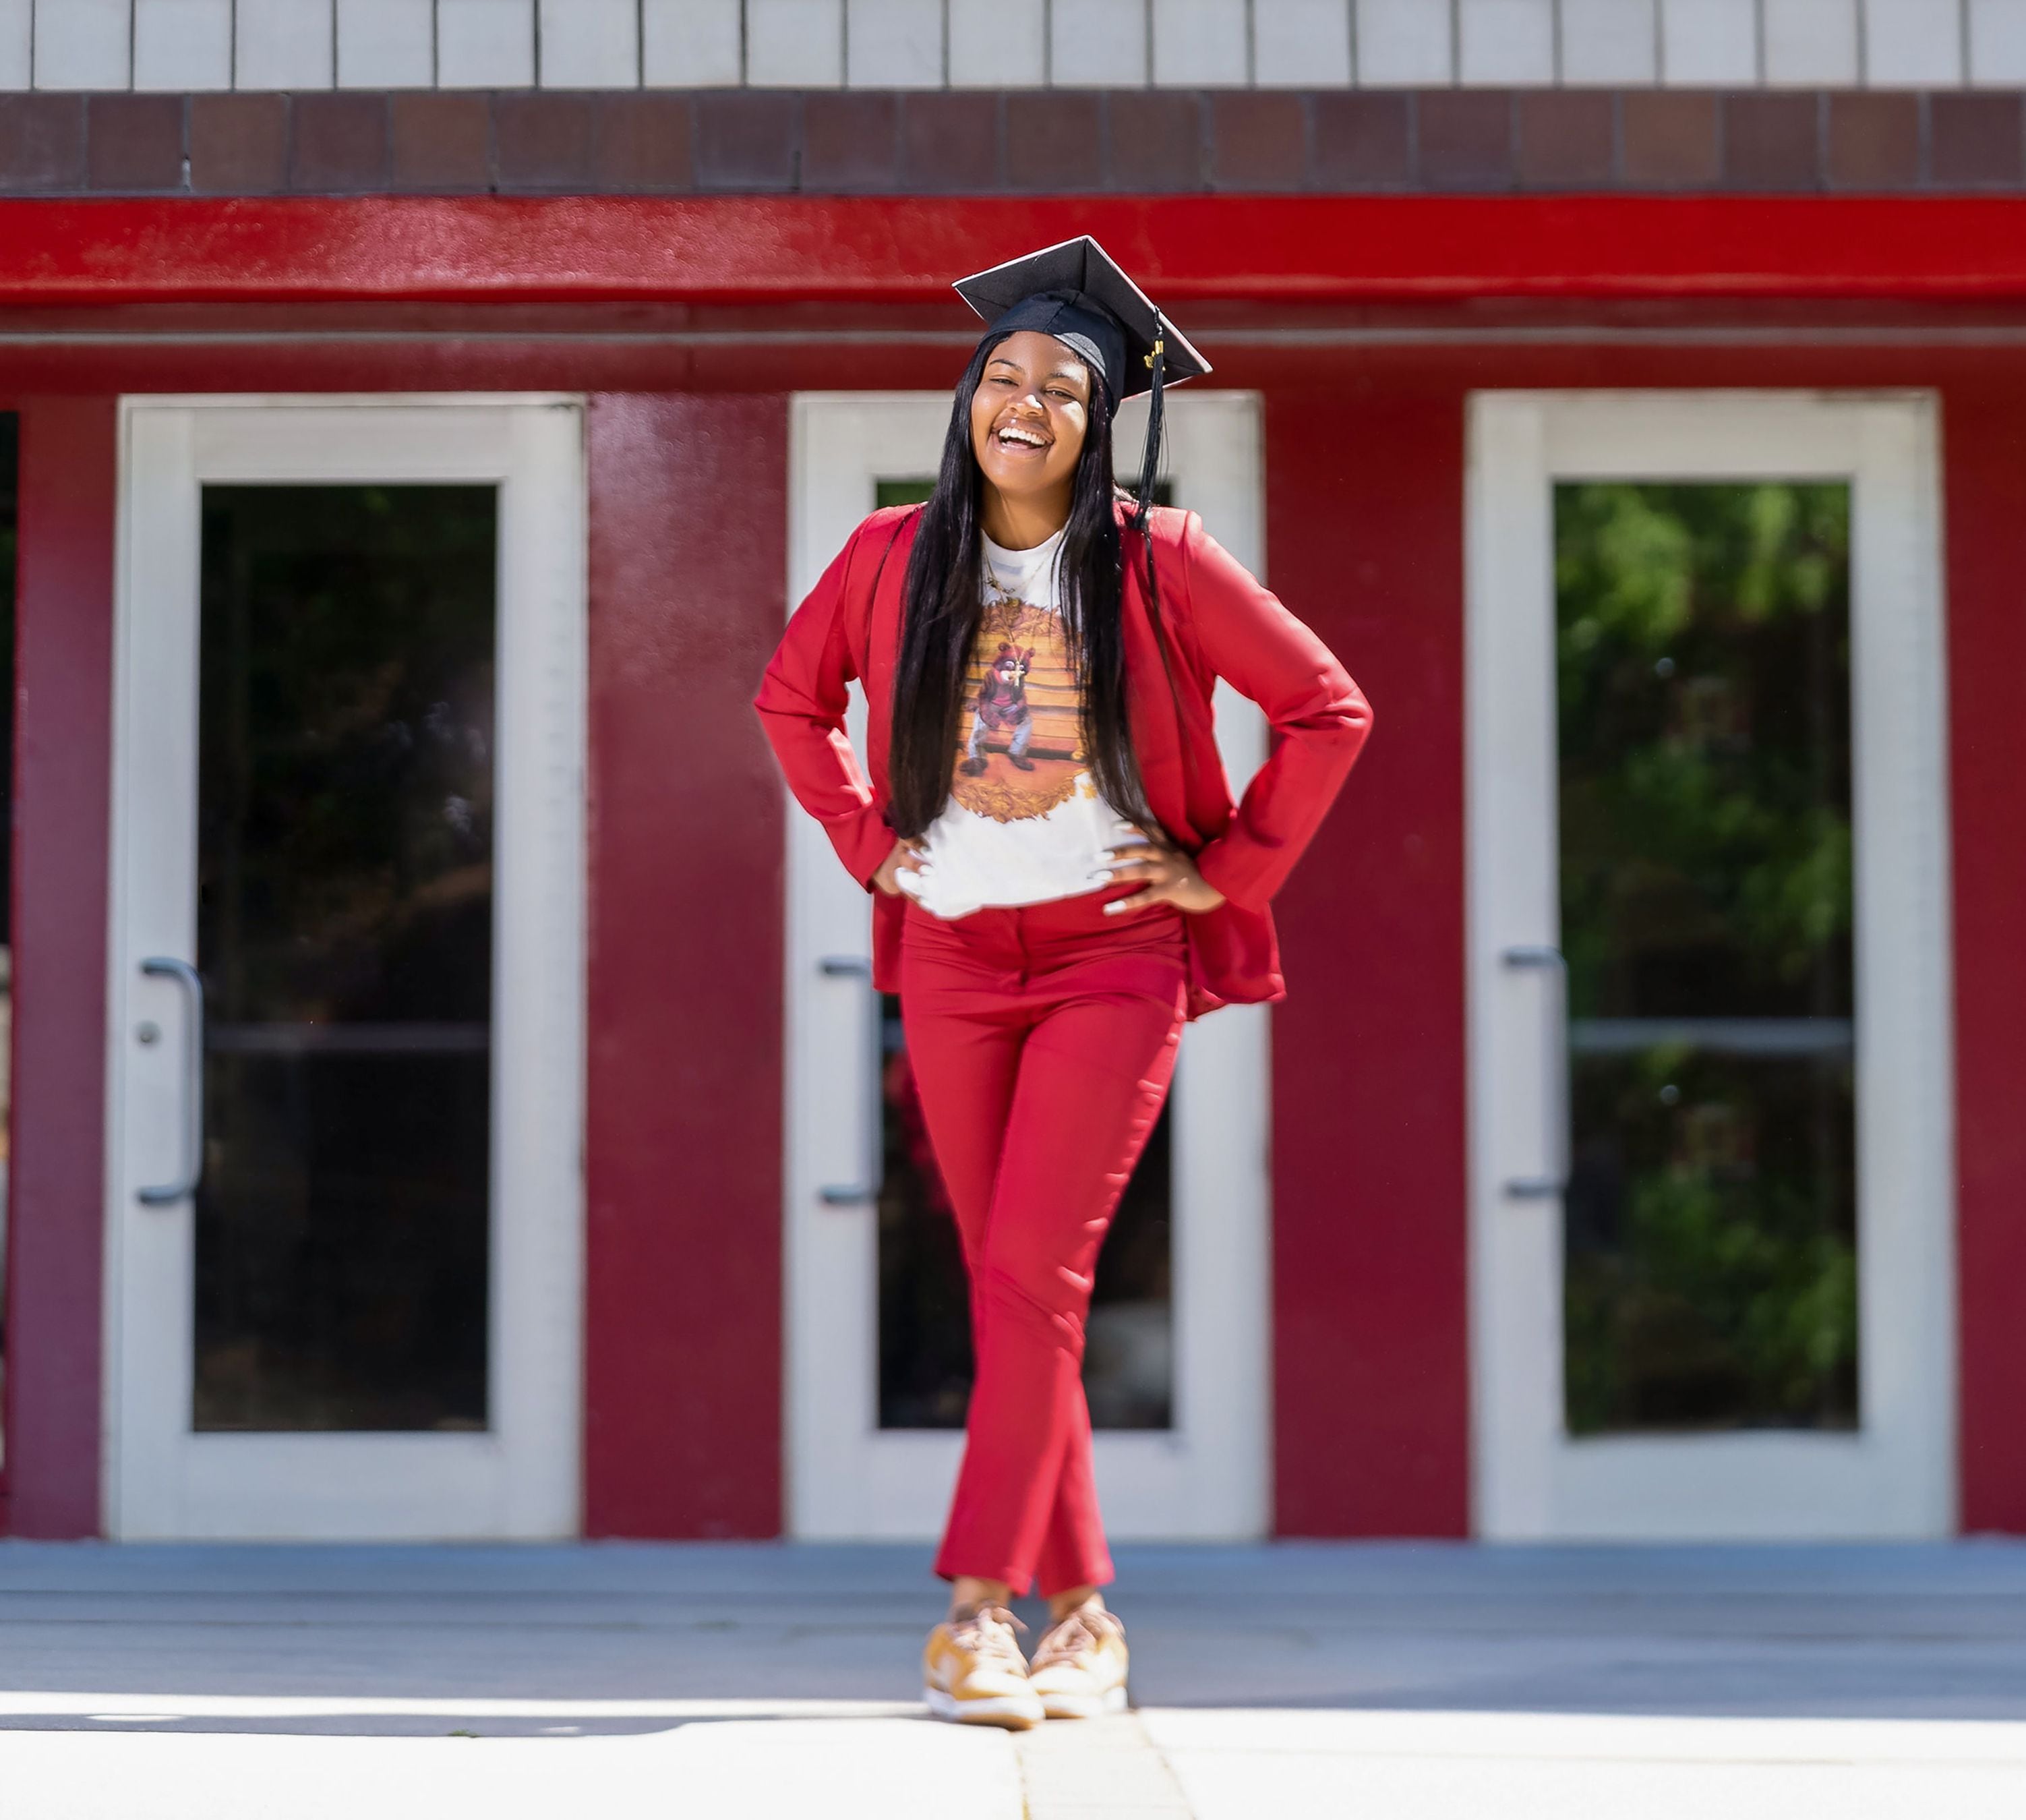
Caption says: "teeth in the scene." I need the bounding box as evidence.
[999,427,1046,448]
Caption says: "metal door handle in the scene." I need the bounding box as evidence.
[818,956,880,1206]
[1501,945,1568,1200]
[138,956,206,1206]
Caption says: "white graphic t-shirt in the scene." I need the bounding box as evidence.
[896,527,1141,921]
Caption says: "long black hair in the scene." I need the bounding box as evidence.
[886,331,1152,839]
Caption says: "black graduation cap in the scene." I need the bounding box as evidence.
[955,235,1210,525]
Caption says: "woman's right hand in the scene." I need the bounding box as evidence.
[871,838,927,898]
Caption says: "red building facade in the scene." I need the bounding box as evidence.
[1,86,2022,1543]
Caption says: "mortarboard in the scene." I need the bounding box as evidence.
[954,235,1210,527]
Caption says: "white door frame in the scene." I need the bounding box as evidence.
[105,394,587,1540]
[784,389,1272,1542]
[1466,390,1956,1540]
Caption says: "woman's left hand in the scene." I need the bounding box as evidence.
[1102,829,1227,916]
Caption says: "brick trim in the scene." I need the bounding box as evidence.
[0,89,2020,198]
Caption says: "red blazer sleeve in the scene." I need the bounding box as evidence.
[753,523,895,889]
[1181,514,1373,913]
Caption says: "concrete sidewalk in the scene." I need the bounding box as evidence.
[3,1540,2025,1816]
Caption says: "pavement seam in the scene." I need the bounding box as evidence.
[1013,1713,1194,1818]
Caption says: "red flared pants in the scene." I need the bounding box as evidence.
[901,886,1189,1599]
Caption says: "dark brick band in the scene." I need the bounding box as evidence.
[0,86,2019,198]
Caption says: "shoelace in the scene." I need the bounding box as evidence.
[1031,1605,1123,1672]
[949,1604,1028,1669]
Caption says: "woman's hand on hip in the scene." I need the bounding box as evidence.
[1102,831,1226,916]
[871,838,926,898]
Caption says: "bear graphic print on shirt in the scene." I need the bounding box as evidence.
[896,527,1141,922]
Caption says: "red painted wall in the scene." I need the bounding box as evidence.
[1265,374,1470,1536]
[583,393,790,1537]
[5,396,116,1537]
[0,285,2021,1542]
[1938,376,2026,1533]
[1253,340,2026,1535]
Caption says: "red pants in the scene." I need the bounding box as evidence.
[901,887,1189,1598]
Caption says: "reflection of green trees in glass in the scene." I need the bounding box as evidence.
[1564,1045,1857,1432]
[1557,482,1852,1018]
[1555,483,1857,1434]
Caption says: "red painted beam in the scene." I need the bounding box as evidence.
[8,196,2026,306]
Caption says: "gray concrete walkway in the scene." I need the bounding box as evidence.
[2,1540,2025,1815]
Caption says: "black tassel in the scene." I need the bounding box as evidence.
[1133,314,1170,657]
[1129,317,1192,788]
[1134,315,1167,532]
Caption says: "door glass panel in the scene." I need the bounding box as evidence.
[194,485,496,1432]
[1555,481,1857,1436]
[870,474,1175,1432]
[876,995,1175,1431]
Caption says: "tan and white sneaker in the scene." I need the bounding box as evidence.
[922,1605,1045,1731]
[1027,1604,1129,1720]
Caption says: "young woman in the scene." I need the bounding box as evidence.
[756,240,1372,1730]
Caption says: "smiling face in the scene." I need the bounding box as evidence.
[969,330,1093,518]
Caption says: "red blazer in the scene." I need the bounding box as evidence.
[754,501,1373,1018]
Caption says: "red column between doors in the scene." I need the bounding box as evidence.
[583,393,790,1536]
[1263,376,1472,1537]
[5,397,117,1537]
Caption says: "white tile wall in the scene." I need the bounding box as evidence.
[541,0,640,86]
[746,0,844,85]
[1763,0,1860,84]
[1254,0,1353,86]
[1971,0,2026,80]
[847,0,945,88]
[643,0,743,86]
[1356,0,1455,85]
[0,0,26,90]
[236,0,336,89]
[1560,0,1657,83]
[947,0,1046,86]
[438,0,536,88]
[136,0,233,91]
[1458,0,1555,82]
[1052,0,1149,87]
[1152,0,1249,85]
[1865,0,1967,82]
[33,0,131,89]
[336,0,433,88]
[9,0,2026,98]
[1659,0,1760,80]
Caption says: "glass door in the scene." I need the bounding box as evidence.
[1466,391,1955,1539]
[108,397,586,1539]
[785,390,1272,1541]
